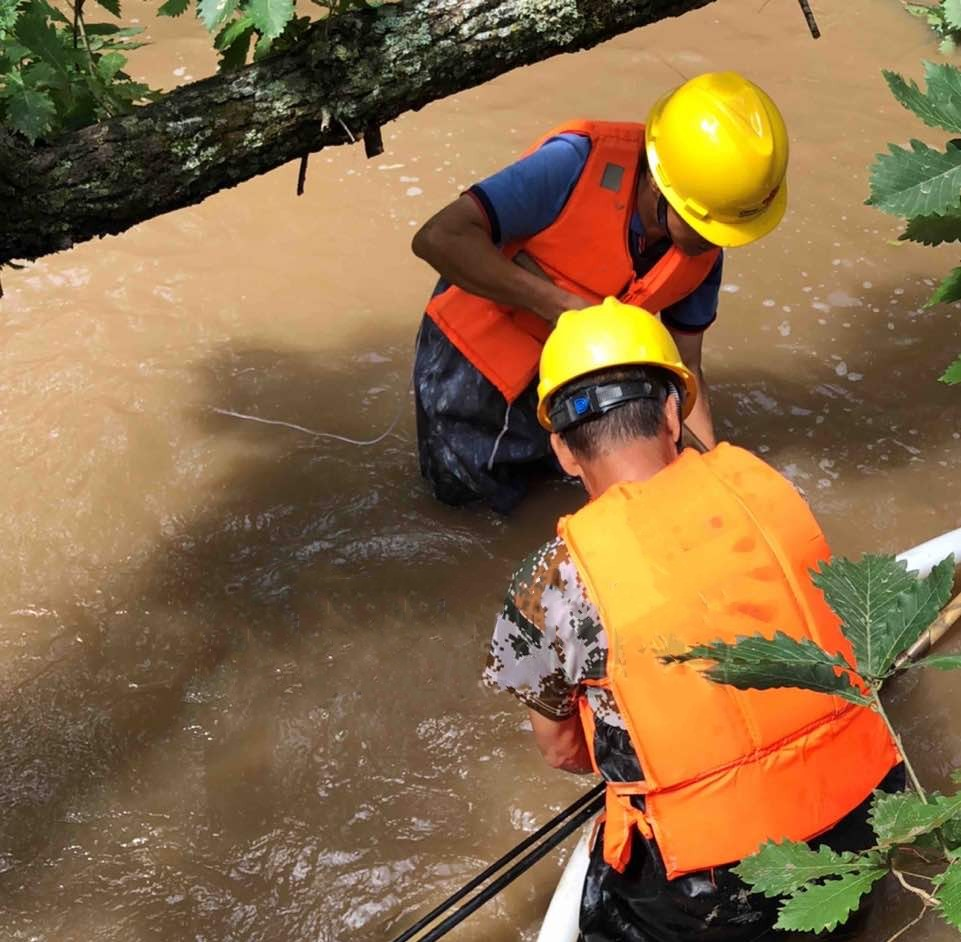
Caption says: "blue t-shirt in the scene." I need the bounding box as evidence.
[468,133,723,333]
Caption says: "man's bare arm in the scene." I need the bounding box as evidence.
[668,327,717,450]
[528,709,594,774]
[412,195,589,321]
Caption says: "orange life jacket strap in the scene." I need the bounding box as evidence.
[577,696,654,874]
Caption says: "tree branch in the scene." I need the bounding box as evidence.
[1,0,717,265]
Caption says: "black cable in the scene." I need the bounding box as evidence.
[389,783,604,942]
[412,792,606,942]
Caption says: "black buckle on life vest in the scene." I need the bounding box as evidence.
[549,380,659,433]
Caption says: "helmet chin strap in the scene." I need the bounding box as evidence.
[657,192,670,234]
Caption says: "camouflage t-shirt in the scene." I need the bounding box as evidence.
[483,536,625,730]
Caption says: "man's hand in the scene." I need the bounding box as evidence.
[668,327,718,450]
[528,709,594,774]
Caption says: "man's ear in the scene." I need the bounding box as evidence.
[551,432,583,479]
[663,395,682,443]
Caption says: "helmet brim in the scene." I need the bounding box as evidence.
[669,179,788,249]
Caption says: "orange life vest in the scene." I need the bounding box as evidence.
[558,444,899,879]
[424,121,721,403]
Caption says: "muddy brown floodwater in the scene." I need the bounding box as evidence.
[3,1,961,940]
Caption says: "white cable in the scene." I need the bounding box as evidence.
[211,399,404,447]
[487,402,512,471]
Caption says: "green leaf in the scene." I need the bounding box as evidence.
[157,0,190,15]
[215,15,254,70]
[22,59,61,88]
[868,139,961,219]
[901,211,961,246]
[247,0,294,39]
[870,789,961,847]
[811,554,955,679]
[929,267,961,307]
[935,859,961,930]
[198,0,237,32]
[945,0,961,31]
[13,4,75,79]
[252,28,274,59]
[884,62,961,133]
[775,868,887,934]
[91,0,121,16]
[660,632,868,705]
[940,355,961,384]
[0,0,21,35]
[30,0,69,24]
[214,13,253,48]
[104,79,153,106]
[95,50,126,82]
[2,71,55,142]
[911,653,961,670]
[734,841,882,898]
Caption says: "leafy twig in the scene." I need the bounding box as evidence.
[892,866,940,905]
[871,689,928,801]
[885,901,929,942]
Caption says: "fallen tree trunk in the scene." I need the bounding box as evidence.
[0,0,717,265]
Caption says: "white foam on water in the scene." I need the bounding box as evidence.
[762,299,776,307]
[405,187,423,197]
[721,284,740,294]
[778,321,792,337]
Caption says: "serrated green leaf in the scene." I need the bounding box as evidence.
[935,860,961,930]
[84,23,142,36]
[868,139,961,219]
[91,0,121,16]
[775,868,887,934]
[911,653,961,669]
[95,50,125,82]
[661,631,868,704]
[871,789,961,847]
[13,4,78,80]
[940,355,961,384]
[30,0,69,24]
[214,13,253,48]
[929,267,961,307]
[247,0,293,39]
[252,28,274,59]
[215,16,254,69]
[884,63,961,134]
[2,71,55,142]
[945,0,961,31]
[734,841,882,898]
[811,554,954,679]
[198,0,237,32]
[0,0,21,35]
[108,80,152,103]
[22,59,61,88]
[901,211,961,246]
[157,0,190,15]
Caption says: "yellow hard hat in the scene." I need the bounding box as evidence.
[536,297,697,430]
[646,71,789,249]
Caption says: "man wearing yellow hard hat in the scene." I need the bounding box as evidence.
[411,72,788,513]
[484,298,903,942]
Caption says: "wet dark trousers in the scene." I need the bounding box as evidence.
[413,316,554,513]
[577,765,906,942]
